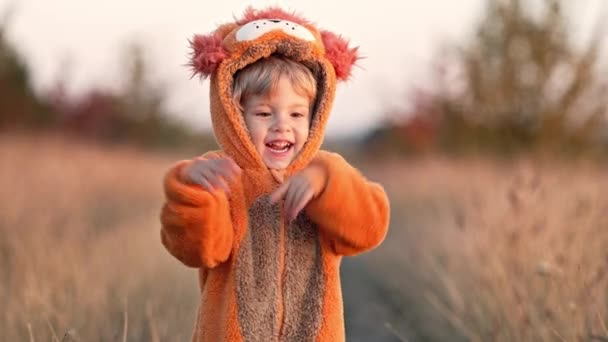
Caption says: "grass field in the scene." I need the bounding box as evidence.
[1,133,606,341]
[364,157,608,341]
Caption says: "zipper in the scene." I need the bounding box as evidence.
[277,202,287,340]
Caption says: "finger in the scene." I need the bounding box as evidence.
[284,181,298,219]
[216,176,231,193]
[222,157,241,176]
[212,160,234,180]
[210,173,231,193]
[291,188,314,221]
[286,179,307,221]
[212,160,239,183]
[198,175,214,192]
[182,162,204,184]
[225,158,242,176]
[199,168,218,191]
[270,180,290,204]
[287,179,307,220]
[203,164,231,192]
[190,166,213,190]
[285,177,302,219]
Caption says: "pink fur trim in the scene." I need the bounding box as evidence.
[189,33,227,79]
[321,30,360,81]
[237,6,311,26]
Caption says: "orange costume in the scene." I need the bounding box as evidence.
[160,7,390,342]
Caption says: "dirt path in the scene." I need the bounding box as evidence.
[341,257,411,342]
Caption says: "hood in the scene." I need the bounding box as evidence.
[189,7,359,174]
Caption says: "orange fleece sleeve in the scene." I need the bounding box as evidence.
[160,152,234,268]
[305,151,390,256]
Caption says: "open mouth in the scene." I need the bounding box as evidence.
[265,140,293,154]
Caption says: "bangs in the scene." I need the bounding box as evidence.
[233,55,318,111]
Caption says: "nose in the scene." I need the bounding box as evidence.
[271,115,291,132]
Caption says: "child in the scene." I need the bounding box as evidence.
[160,7,390,342]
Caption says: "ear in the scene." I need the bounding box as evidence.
[321,30,360,81]
[188,32,228,79]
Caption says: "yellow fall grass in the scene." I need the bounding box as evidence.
[1,133,606,341]
[367,157,608,341]
[0,133,198,341]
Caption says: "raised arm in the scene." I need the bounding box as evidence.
[305,151,390,256]
[160,152,235,268]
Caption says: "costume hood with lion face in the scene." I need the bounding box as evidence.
[188,7,358,173]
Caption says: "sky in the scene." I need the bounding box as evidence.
[0,0,605,137]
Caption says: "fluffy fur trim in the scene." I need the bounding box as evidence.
[189,32,228,79]
[321,30,360,81]
[188,7,360,82]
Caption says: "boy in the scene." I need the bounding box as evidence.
[160,7,390,342]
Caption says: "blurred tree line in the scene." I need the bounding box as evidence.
[366,0,608,159]
[3,0,607,159]
[0,14,216,153]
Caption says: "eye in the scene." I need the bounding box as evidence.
[291,112,306,118]
[255,112,271,117]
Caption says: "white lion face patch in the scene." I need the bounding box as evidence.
[235,19,316,42]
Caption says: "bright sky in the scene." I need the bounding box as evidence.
[0,0,604,137]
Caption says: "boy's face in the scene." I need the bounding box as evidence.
[243,76,312,170]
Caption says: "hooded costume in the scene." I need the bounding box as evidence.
[160,7,390,342]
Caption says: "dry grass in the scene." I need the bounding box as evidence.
[365,157,608,341]
[1,134,607,341]
[0,133,198,341]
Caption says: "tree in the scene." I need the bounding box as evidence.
[0,11,53,129]
[434,0,608,156]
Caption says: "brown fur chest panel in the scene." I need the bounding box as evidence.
[235,195,324,341]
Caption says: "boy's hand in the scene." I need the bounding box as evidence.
[180,157,241,193]
[270,164,327,222]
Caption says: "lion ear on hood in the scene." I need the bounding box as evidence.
[188,32,227,79]
[188,24,237,79]
[320,30,361,82]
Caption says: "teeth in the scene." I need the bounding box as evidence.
[267,141,291,152]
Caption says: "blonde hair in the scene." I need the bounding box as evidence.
[232,55,317,112]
